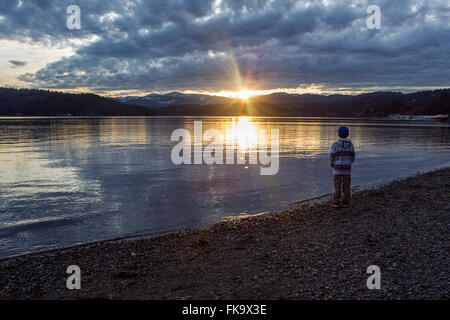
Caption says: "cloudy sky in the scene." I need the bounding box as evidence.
[0,0,449,97]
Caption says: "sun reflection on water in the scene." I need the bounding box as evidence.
[226,117,260,151]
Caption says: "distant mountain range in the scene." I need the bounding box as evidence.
[113,91,362,107]
[0,87,448,117]
[114,89,449,117]
[114,92,231,108]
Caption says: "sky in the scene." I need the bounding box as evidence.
[0,0,449,97]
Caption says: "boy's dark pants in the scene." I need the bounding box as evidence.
[333,174,351,203]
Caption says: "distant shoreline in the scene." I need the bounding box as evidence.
[1,167,448,299]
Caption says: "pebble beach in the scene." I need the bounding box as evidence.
[0,168,449,300]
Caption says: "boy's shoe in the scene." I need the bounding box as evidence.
[342,201,349,208]
[330,201,340,208]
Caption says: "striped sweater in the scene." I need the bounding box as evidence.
[330,138,355,175]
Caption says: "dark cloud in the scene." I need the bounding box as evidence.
[1,0,448,92]
[9,60,27,67]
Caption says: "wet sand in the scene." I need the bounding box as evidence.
[0,168,449,299]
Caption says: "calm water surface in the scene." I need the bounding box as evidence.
[0,116,449,257]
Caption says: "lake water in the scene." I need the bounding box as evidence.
[0,116,449,258]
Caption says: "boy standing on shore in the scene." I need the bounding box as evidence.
[330,126,355,208]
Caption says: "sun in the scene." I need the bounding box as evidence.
[235,89,254,100]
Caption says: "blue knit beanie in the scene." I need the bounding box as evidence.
[338,126,349,138]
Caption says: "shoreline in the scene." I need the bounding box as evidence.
[1,165,444,262]
[0,167,449,299]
